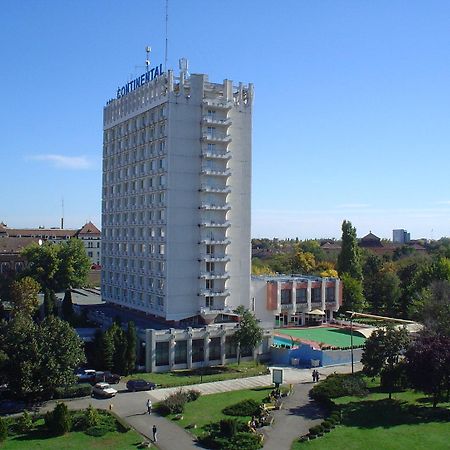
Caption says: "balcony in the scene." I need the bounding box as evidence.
[202,99,233,110]
[199,289,230,297]
[199,239,230,245]
[199,272,230,279]
[199,203,231,211]
[199,185,231,194]
[200,168,231,177]
[280,303,294,310]
[202,116,232,126]
[199,221,231,229]
[201,149,231,160]
[201,133,232,144]
[199,254,230,263]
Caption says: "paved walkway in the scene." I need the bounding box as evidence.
[36,362,362,450]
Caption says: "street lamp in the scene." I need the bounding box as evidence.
[200,338,211,383]
[350,313,355,374]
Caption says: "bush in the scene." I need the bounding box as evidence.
[71,411,89,431]
[108,411,131,433]
[85,425,110,437]
[186,389,201,402]
[17,411,33,433]
[85,405,100,427]
[220,418,238,438]
[227,431,263,450]
[54,383,92,399]
[45,402,72,435]
[310,373,368,403]
[309,425,323,436]
[223,399,261,417]
[0,417,7,442]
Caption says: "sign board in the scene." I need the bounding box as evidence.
[272,368,283,385]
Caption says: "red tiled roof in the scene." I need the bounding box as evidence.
[76,221,100,236]
[0,237,41,254]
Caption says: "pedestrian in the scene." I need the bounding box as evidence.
[146,398,152,415]
[316,371,320,382]
[312,370,316,382]
[152,424,158,442]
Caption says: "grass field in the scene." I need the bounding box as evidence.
[292,382,450,449]
[125,361,268,387]
[3,422,142,449]
[167,387,273,437]
[275,327,366,348]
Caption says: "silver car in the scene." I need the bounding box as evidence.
[92,382,117,398]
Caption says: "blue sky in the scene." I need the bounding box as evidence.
[1,1,449,239]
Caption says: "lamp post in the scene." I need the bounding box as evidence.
[350,313,354,374]
[200,338,211,383]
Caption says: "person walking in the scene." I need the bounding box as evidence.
[152,424,158,442]
[316,371,320,382]
[146,398,152,415]
[312,370,316,382]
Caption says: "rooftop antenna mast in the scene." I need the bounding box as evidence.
[164,0,168,72]
[145,46,151,72]
[61,197,64,230]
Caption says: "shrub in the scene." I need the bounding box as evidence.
[220,418,238,438]
[0,417,7,442]
[223,399,261,417]
[108,411,131,432]
[186,389,201,402]
[308,425,323,436]
[53,383,92,399]
[45,402,71,435]
[322,420,332,430]
[85,425,110,437]
[71,412,89,431]
[310,373,368,403]
[85,405,100,428]
[17,411,33,433]
[227,431,263,450]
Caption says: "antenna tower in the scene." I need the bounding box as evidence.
[164,0,168,71]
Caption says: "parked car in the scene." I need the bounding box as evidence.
[126,379,156,392]
[92,382,117,398]
[76,369,96,383]
[94,371,121,384]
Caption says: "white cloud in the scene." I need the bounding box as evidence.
[29,154,92,170]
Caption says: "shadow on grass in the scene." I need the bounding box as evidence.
[170,366,236,378]
[11,428,55,442]
[342,399,450,429]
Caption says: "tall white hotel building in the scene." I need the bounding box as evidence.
[102,61,253,325]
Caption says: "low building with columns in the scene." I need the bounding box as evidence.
[251,275,342,329]
[141,323,272,373]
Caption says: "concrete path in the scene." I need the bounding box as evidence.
[35,362,362,450]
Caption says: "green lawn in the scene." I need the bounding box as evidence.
[292,383,450,450]
[275,327,366,348]
[167,387,273,436]
[125,362,269,387]
[3,427,142,449]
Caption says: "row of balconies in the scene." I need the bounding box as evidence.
[199,289,230,297]
[199,221,230,228]
[202,98,233,110]
[199,204,231,211]
[201,133,232,144]
[201,149,231,160]
[199,185,231,194]
[199,272,230,280]
[201,116,232,126]
[198,255,230,262]
[199,239,230,245]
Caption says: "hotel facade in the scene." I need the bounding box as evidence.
[101,62,253,325]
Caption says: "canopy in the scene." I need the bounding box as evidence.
[308,309,325,315]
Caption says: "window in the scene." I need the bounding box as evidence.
[88,251,93,258]
[206,297,214,308]
[296,288,307,304]
[326,287,335,302]
[206,262,215,272]
[281,289,291,305]
[206,279,214,290]
[312,287,321,302]
[206,244,214,255]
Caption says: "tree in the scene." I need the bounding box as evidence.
[22,239,90,292]
[374,271,402,317]
[95,329,115,371]
[43,289,58,317]
[9,276,40,317]
[54,239,91,291]
[361,325,410,399]
[232,307,263,364]
[291,251,316,274]
[109,323,127,374]
[340,273,366,312]
[125,321,137,375]
[37,316,86,396]
[61,289,74,321]
[45,402,72,435]
[0,314,85,400]
[405,330,450,407]
[337,220,363,280]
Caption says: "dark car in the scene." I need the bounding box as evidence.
[126,379,156,392]
[94,371,121,384]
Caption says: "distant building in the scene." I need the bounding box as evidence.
[0,221,101,268]
[393,229,410,244]
[359,232,383,248]
[251,275,342,329]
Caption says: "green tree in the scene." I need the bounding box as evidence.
[232,307,263,364]
[37,315,86,396]
[361,326,410,399]
[22,239,90,292]
[340,273,366,312]
[95,329,115,371]
[45,402,72,435]
[109,323,127,374]
[125,321,137,375]
[43,289,58,317]
[61,289,74,321]
[9,276,40,317]
[22,242,60,291]
[374,270,402,317]
[54,239,91,291]
[337,220,363,280]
